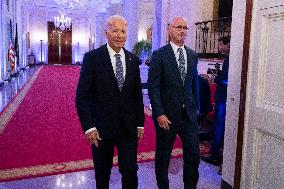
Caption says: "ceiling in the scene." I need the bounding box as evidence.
[20,0,154,28]
[21,0,116,16]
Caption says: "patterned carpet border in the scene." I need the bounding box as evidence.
[0,148,183,182]
[0,67,43,134]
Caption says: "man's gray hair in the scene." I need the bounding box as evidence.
[105,15,127,31]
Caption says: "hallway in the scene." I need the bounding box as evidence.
[0,65,221,189]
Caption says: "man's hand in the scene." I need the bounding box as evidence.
[86,130,102,147]
[199,74,209,80]
[157,115,171,130]
[137,128,144,142]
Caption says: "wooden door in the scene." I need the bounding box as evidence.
[241,0,284,188]
[48,21,72,64]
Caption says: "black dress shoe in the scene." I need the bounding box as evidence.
[201,156,221,166]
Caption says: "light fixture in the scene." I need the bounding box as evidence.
[54,14,71,31]
[54,0,88,10]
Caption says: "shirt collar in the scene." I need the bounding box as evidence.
[107,43,125,58]
[170,41,185,53]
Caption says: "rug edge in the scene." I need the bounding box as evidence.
[0,67,43,134]
[0,148,183,182]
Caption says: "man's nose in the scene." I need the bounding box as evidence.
[116,31,124,37]
[180,29,187,34]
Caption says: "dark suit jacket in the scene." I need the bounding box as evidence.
[76,44,144,139]
[198,75,213,115]
[148,44,199,123]
[214,55,229,103]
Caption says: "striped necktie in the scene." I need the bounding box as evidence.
[177,48,186,83]
[115,54,124,91]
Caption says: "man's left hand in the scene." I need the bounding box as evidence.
[137,128,144,142]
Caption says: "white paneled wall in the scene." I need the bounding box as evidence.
[72,20,90,64]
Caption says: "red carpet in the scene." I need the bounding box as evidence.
[0,66,209,181]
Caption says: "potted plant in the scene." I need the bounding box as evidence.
[132,40,152,66]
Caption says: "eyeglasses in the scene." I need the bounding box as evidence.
[172,25,188,31]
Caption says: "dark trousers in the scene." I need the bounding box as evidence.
[211,102,226,158]
[155,109,200,189]
[92,127,138,189]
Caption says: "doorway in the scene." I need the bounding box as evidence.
[47,21,72,65]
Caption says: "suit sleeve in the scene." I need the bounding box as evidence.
[134,58,145,127]
[214,55,229,85]
[75,53,96,132]
[148,50,164,118]
[192,54,200,112]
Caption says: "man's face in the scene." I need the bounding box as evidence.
[168,18,188,46]
[105,19,127,52]
[219,41,230,54]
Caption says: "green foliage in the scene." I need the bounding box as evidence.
[132,40,152,58]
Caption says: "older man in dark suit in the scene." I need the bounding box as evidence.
[148,17,200,189]
[76,15,144,189]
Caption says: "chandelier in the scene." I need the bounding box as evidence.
[54,0,88,10]
[54,15,71,31]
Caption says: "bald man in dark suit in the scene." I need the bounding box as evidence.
[148,17,200,189]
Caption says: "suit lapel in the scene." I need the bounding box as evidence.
[165,44,183,84]
[184,46,194,85]
[121,48,132,93]
[102,44,121,94]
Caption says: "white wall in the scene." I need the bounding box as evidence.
[122,0,138,51]
[201,0,215,21]
[152,0,203,51]
[222,0,246,186]
[95,12,107,48]
[72,20,90,64]
[29,12,48,64]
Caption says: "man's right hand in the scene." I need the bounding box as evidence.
[86,130,102,147]
[157,115,172,130]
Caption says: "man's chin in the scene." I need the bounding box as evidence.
[177,40,185,44]
[114,44,124,49]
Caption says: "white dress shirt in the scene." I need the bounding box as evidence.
[170,41,187,74]
[170,41,188,108]
[107,43,126,80]
[85,44,143,134]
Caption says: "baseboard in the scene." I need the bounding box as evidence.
[221,179,233,189]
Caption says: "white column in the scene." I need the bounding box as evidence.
[123,0,139,51]
[20,6,29,68]
[95,12,107,48]
[16,0,24,69]
[72,19,90,63]
[107,2,123,17]
[152,0,163,51]
[0,1,4,81]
